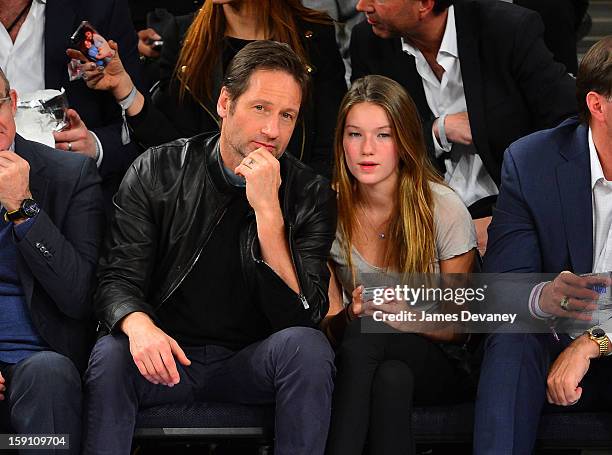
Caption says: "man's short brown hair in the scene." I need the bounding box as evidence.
[577,36,612,123]
[222,40,310,111]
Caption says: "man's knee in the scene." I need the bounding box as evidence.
[270,327,335,376]
[85,334,133,385]
[485,333,547,359]
[8,351,81,432]
[11,351,81,396]
[481,332,550,383]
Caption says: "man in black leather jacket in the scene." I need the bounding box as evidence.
[83,41,337,455]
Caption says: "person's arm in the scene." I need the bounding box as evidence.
[321,262,354,346]
[74,15,198,150]
[57,0,144,184]
[237,151,337,330]
[0,150,105,320]
[95,151,159,330]
[15,157,105,319]
[546,333,603,406]
[94,148,191,386]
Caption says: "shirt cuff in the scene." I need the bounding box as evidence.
[13,214,37,240]
[529,281,553,319]
[432,125,451,158]
[90,131,104,168]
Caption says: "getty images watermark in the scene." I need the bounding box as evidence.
[356,273,612,335]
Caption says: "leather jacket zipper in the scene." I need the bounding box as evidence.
[252,223,309,309]
[289,224,309,309]
[157,206,228,308]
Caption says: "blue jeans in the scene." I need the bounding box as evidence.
[0,351,82,455]
[83,327,335,455]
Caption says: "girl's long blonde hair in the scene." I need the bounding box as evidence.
[333,75,444,277]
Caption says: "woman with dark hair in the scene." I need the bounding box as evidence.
[322,75,477,455]
[72,0,346,177]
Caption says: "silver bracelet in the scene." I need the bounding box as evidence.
[117,85,137,111]
[437,113,451,149]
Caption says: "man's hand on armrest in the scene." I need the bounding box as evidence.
[120,312,191,387]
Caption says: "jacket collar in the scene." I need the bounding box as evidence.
[204,134,245,196]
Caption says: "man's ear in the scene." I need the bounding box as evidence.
[217,87,230,119]
[419,0,437,19]
[586,91,605,123]
[9,89,17,116]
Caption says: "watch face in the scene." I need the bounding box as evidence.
[21,199,39,218]
[592,327,606,338]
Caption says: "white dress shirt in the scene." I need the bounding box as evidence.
[401,6,498,208]
[0,1,104,166]
[531,128,612,341]
[0,0,46,95]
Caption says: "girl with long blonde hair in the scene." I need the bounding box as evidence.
[323,75,477,455]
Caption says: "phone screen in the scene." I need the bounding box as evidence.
[69,21,113,67]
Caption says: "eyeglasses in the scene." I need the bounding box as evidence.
[0,95,10,109]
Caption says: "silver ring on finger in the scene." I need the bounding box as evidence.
[68,142,72,151]
[560,296,570,311]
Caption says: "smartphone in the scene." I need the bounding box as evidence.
[70,21,113,67]
[149,39,164,52]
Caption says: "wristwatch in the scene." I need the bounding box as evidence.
[585,327,610,357]
[3,198,40,223]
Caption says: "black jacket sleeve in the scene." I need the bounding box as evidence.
[17,158,105,320]
[95,152,160,331]
[250,177,337,330]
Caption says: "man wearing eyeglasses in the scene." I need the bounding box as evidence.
[0,67,104,454]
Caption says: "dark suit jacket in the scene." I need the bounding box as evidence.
[127,14,347,178]
[484,117,592,275]
[44,0,144,208]
[481,118,593,326]
[350,0,577,186]
[14,135,105,373]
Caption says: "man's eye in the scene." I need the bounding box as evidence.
[282,112,294,120]
[254,105,264,111]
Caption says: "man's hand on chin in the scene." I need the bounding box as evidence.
[546,335,600,406]
[234,147,282,217]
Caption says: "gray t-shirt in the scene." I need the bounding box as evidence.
[330,182,477,305]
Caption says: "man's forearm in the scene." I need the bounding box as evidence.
[256,207,301,295]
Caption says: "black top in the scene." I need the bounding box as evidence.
[157,191,272,350]
[222,37,251,74]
